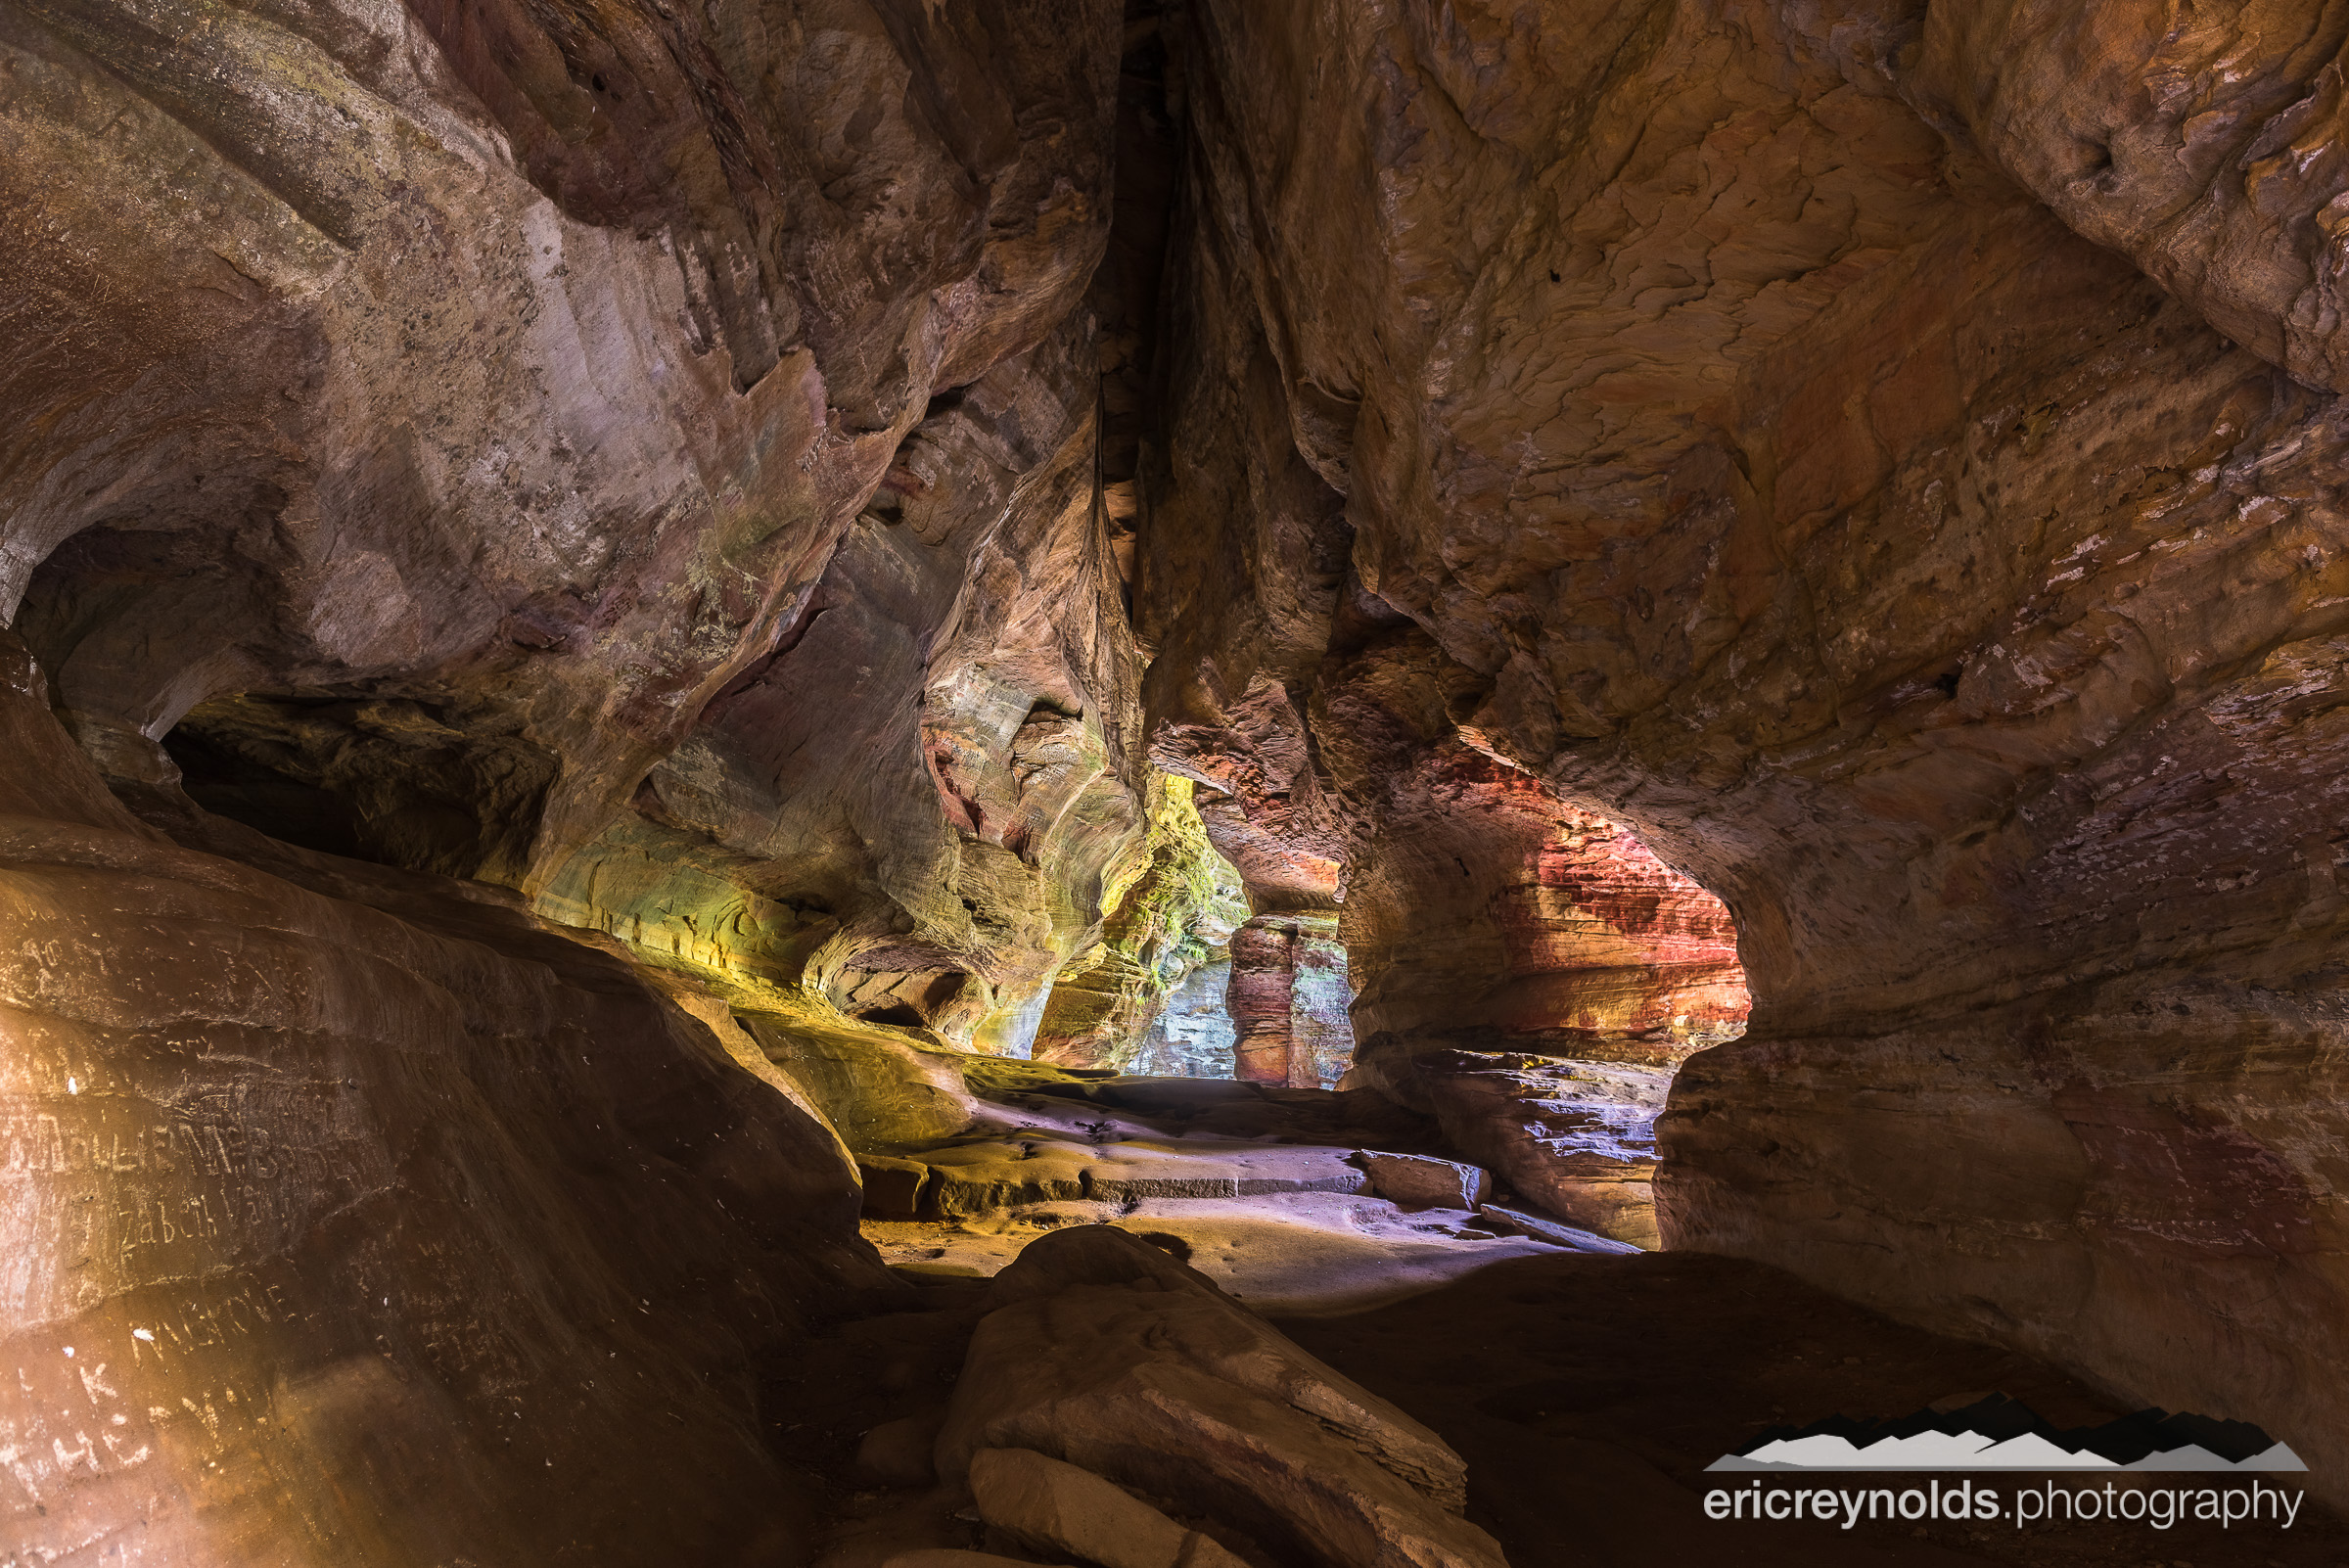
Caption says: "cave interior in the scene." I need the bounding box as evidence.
[5,0,2349,1564]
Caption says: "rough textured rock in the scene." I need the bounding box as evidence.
[533,316,1151,1055]
[864,1126,1369,1220]
[0,0,1156,1552]
[967,1446,1248,1568]
[16,0,2349,1543]
[8,0,1149,1081]
[1030,776,1247,1071]
[9,0,1121,887]
[1136,0,2349,1503]
[1359,1047,1679,1247]
[937,1228,1506,1568]
[1124,954,1238,1079]
[1224,913,1353,1086]
[1129,39,1753,1088]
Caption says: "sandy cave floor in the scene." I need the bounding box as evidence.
[786,1080,2349,1568]
[855,1072,1576,1314]
[781,1233,2349,1568]
[861,1190,1565,1314]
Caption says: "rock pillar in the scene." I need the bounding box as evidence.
[1225,912,1352,1086]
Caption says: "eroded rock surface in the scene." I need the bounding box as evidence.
[937,1228,1508,1568]
[967,1446,1248,1568]
[1030,776,1247,1072]
[1355,1046,1681,1247]
[1225,913,1352,1087]
[0,636,891,1562]
[13,0,2349,1547]
[1138,0,2349,1501]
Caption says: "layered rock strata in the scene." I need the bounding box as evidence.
[0,0,1151,1552]
[1124,955,1240,1079]
[1029,775,1247,1072]
[936,1226,1509,1568]
[7,0,1145,1068]
[11,0,2349,1545]
[1147,0,2349,1502]
[1225,913,1353,1087]
[533,313,1150,1055]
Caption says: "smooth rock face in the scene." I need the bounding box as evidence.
[855,1412,946,1492]
[1354,1152,1492,1214]
[0,636,888,1563]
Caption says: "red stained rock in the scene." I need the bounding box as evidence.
[1136,0,2349,1506]
[1225,914,1354,1087]
[15,0,2349,1541]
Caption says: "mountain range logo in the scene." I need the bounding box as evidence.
[1707,1396,2308,1473]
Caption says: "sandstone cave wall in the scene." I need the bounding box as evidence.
[11,0,2349,1545]
[1143,0,2349,1499]
[0,0,1140,1554]
[1028,773,1249,1072]
[1134,0,1752,1077]
[0,630,895,1562]
[4,0,1145,1058]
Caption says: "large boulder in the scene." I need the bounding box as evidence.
[936,1228,1506,1568]
[967,1447,1248,1568]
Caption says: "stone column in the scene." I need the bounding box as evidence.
[1225,912,1351,1085]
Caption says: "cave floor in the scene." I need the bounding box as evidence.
[785,1222,2343,1568]
[777,1243,2346,1567]
[1285,1252,2348,1568]
[855,1070,1583,1312]
[862,1190,1566,1314]
[785,1079,2342,1567]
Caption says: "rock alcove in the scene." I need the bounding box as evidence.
[6,0,2349,1564]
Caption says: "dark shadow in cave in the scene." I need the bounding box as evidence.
[160,692,558,882]
[164,720,372,860]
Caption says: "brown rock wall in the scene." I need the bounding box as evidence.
[1029,775,1247,1072]
[1136,110,1747,1094]
[0,633,890,1563]
[1147,0,2349,1502]
[5,0,1132,1052]
[0,0,1148,1554]
[532,315,1150,1051]
[1225,913,1352,1087]
[12,0,2349,1541]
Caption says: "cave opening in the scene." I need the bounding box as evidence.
[1030,770,1370,1087]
